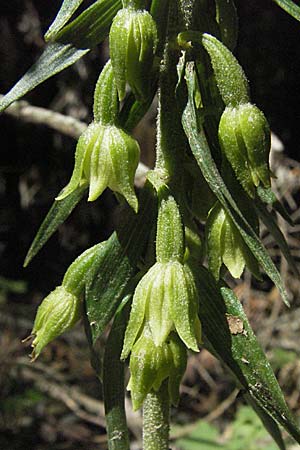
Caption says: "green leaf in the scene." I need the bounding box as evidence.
[0,0,121,113]
[0,43,88,113]
[257,186,293,226]
[244,396,286,450]
[85,185,156,344]
[103,297,131,450]
[254,200,299,276]
[196,266,300,446]
[55,0,121,48]
[24,183,88,267]
[45,0,85,41]
[272,0,300,21]
[182,62,289,305]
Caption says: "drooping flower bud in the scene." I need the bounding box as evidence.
[27,242,104,360]
[122,260,200,354]
[30,286,82,360]
[218,103,271,197]
[122,195,201,356]
[206,202,260,280]
[109,8,158,102]
[128,327,187,410]
[56,122,140,212]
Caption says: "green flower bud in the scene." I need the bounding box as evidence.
[30,286,82,360]
[218,104,271,197]
[128,328,187,410]
[57,122,140,212]
[122,260,200,356]
[206,203,260,280]
[109,8,158,102]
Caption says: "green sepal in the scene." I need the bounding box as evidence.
[237,103,271,188]
[220,212,248,278]
[202,33,249,107]
[219,106,256,197]
[167,333,187,406]
[109,8,158,102]
[93,60,119,125]
[206,202,225,279]
[31,286,82,360]
[215,0,238,50]
[128,331,159,410]
[23,183,88,267]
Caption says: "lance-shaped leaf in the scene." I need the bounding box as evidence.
[0,0,121,113]
[254,200,299,276]
[195,266,300,447]
[272,0,300,21]
[85,185,156,344]
[45,0,85,41]
[24,183,88,267]
[182,62,289,305]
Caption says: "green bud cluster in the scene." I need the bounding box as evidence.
[109,6,158,102]
[206,203,260,280]
[122,195,201,409]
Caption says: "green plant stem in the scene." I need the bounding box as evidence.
[103,300,131,450]
[154,1,186,189]
[143,381,170,450]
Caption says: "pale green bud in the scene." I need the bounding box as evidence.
[109,8,158,102]
[57,122,140,212]
[219,104,271,197]
[30,286,82,360]
[122,261,200,356]
[128,328,187,410]
[206,203,260,279]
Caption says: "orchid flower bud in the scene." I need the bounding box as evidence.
[30,286,82,360]
[122,196,201,356]
[218,103,271,197]
[27,242,104,360]
[56,122,140,212]
[128,327,187,410]
[206,203,260,280]
[109,7,158,102]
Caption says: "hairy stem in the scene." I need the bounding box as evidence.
[143,382,170,450]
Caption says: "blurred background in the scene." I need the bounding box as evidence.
[0,0,300,448]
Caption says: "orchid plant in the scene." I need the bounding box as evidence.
[2,1,300,449]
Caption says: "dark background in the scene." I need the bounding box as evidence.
[0,1,300,449]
